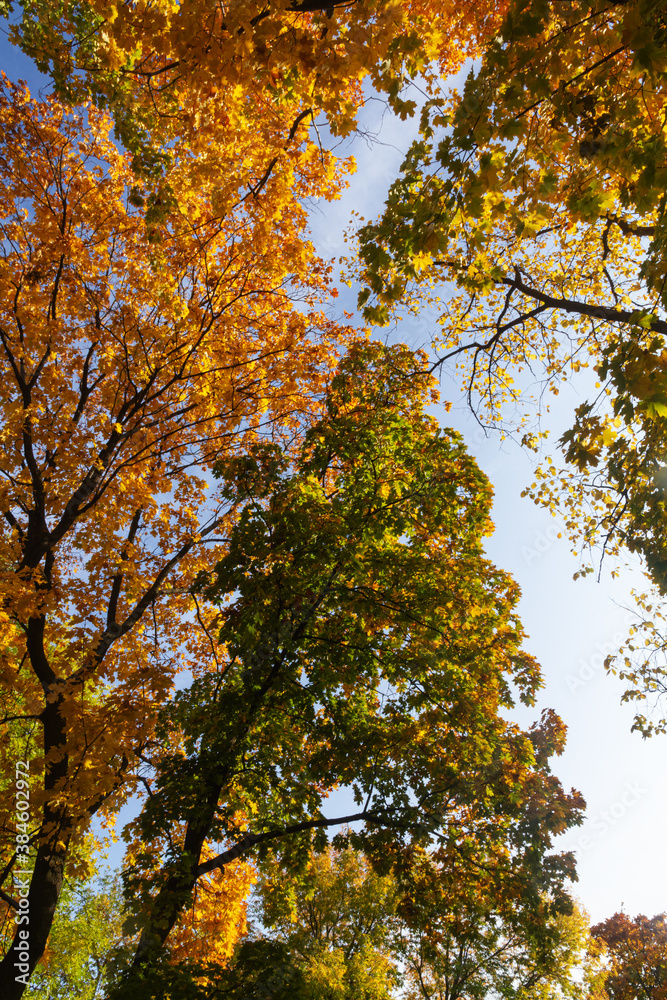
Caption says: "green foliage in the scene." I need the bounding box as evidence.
[256,844,399,1000]
[396,852,605,1000]
[110,941,309,1000]
[353,0,667,733]
[26,876,124,1000]
[254,843,606,1000]
[112,341,582,995]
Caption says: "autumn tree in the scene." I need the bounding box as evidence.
[0,74,350,998]
[592,912,667,1000]
[253,843,400,1000]
[355,0,667,732]
[5,0,508,223]
[395,850,608,1000]
[96,340,584,997]
[243,843,608,1000]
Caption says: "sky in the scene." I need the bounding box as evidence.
[1,26,665,928]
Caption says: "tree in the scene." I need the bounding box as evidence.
[8,860,256,998]
[358,0,667,324]
[104,340,584,997]
[247,843,607,1000]
[0,74,349,997]
[6,0,508,219]
[592,912,667,1000]
[395,850,608,1000]
[254,843,400,1000]
[23,874,125,1000]
[355,0,667,731]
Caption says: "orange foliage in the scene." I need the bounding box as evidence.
[593,912,667,1000]
[168,851,257,966]
[0,71,349,982]
[14,0,509,220]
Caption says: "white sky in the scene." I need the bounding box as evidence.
[2,28,665,927]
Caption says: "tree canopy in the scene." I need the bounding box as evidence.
[106,340,582,996]
[355,0,667,732]
[2,0,665,993]
[254,844,400,999]
[6,0,507,228]
[0,73,347,995]
[233,843,607,1000]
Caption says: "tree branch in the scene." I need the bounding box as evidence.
[196,810,379,876]
[499,271,667,335]
[246,107,313,202]
[106,508,142,629]
[0,888,18,912]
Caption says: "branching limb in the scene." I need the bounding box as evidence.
[197,809,383,876]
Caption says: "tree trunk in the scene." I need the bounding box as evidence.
[0,683,72,999]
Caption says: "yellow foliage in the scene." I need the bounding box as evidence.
[13,0,510,218]
[168,849,257,966]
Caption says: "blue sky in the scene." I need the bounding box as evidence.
[1,24,665,927]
